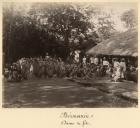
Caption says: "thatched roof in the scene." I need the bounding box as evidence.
[86,29,138,56]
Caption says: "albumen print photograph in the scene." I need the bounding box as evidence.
[2,2,138,108]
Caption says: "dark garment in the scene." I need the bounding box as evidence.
[33,61,40,77]
[102,65,108,76]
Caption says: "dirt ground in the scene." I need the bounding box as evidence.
[2,77,138,108]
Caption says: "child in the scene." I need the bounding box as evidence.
[112,66,121,82]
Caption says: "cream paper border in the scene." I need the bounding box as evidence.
[0,0,139,128]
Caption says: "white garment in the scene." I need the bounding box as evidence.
[83,57,86,64]
[94,58,99,65]
[103,60,109,66]
[113,67,121,81]
[114,61,120,68]
[30,64,34,72]
[120,62,126,71]
[74,51,79,63]
[45,56,49,59]
[19,59,22,65]
[90,57,94,64]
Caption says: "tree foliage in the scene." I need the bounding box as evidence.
[3,3,116,63]
[121,9,137,29]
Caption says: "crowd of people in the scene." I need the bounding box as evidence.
[3,53,138,82]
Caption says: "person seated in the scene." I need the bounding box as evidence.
[112,66,121,82]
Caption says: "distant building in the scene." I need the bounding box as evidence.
[86,29,138,66]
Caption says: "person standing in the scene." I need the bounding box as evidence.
[74,50,80,63]
[119,58,126,79]
[33,59,40,78]
[82,56,86,65]
[102,57,109,76]
[113,58,120,69]
[113,65,121,82]
[112,58,121,82]
[90,56,94,64]
[94,55,99,65]
[29,62,34,79]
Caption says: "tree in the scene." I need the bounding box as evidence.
[28,3,99,59]
[3,3,116,63]
[121,9,137,29]
[30,4,91,43]
[3,3,46,63]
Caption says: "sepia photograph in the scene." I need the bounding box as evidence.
[2,2,138,108]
